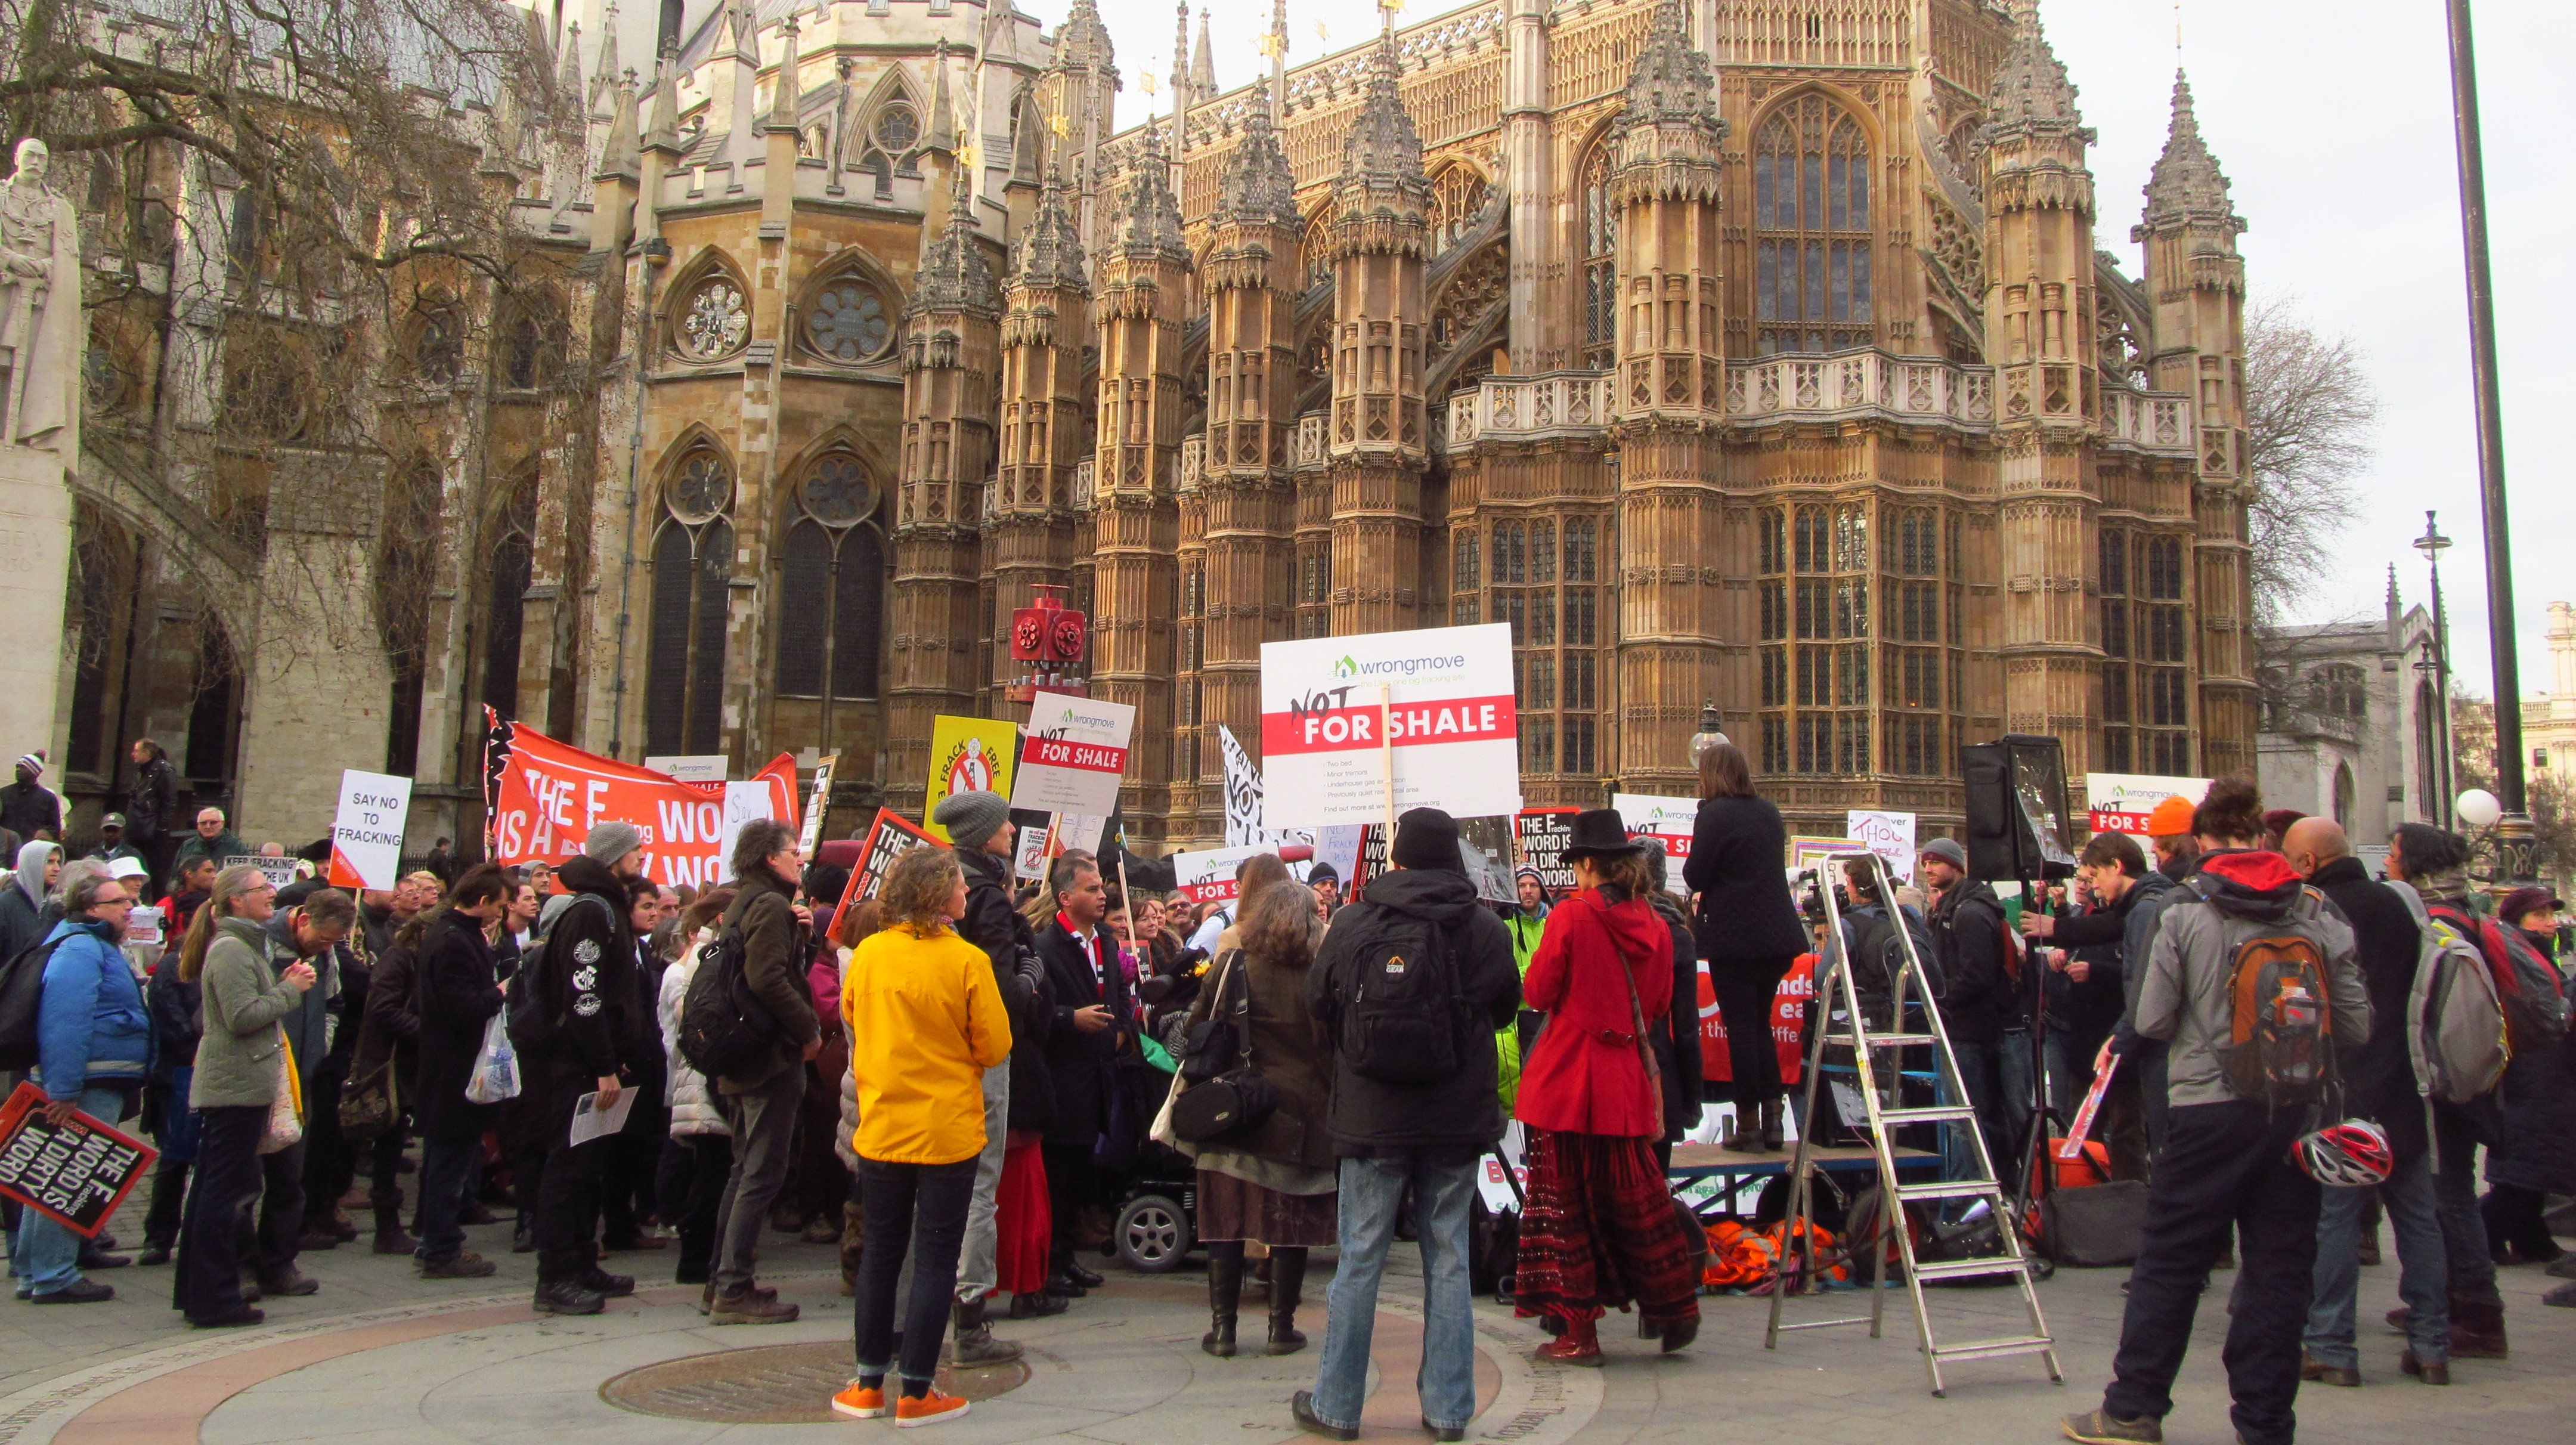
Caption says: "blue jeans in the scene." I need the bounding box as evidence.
[2305,1151,2447,1369]
[1311,1153,1479,1435]
[413,1131,480,1265]
[2429,1104,2498,1305]
[9,1086,129,1295]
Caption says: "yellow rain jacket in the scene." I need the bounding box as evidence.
[841,921,1011,1165]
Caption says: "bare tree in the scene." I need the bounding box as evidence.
[2451,693,2575,888]
[2243,295,2376,627]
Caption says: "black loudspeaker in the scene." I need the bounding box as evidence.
[1959,734,2079,883]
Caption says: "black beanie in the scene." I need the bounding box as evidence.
[1389,807,1463,873]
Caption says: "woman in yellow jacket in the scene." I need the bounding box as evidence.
[832,846,1010,1429]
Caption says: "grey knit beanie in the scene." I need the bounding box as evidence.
[583,820,645,865]
[933,789,1012,850]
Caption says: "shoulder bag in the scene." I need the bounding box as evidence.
[1171,951,1281,1144]
[1606,929,1665,1139]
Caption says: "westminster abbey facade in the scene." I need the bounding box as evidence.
[52,0,2249,852]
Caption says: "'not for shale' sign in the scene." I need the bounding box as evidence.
[1257,624,1522,830]
[1012,693,1137,818]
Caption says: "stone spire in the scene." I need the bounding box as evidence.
[1267,0,1289,127]
[1213,88,1298,230]
[1171,0,1194,110]
[767,10,802,134]
[1336,28,1429,216]
[1984,2,2089,142]
[598,69,642,180]
[924,39,957,156]
[2138,71,2242,234]
[1115,123,1188,259]
[590,1,623,116]
[1014,164,1089,292]
[558,21,585,106]
[1615,0,1720,138]
[911,165,1001,318]
[644,41,682,153]
[1057,0,1114,70]
[1193,8,1215,92]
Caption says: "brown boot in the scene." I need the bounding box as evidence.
[710,1283,800,1325]
[2448,1294,2508,1359]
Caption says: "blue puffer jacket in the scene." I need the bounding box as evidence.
[36,917,154,1099]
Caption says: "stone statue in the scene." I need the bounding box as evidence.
[0,138,81,449]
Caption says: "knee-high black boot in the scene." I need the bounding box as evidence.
[1266,1246,1309,1355]
[1203,1241,1244,1357]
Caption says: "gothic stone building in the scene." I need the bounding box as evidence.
[52,0,2251,854]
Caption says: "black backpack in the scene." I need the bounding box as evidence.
[506,894,612,1054]
[1340,910,1467,1087]
[1848,903,1943,1010]
[678,925,777,1081]
[0,935,66,1072]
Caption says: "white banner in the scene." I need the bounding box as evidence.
[1013,825,1050,882]
[1171,844,1269,905]
[797,753,838,856]
[717,782,778,880]
[1014,694,1137,818]
[2084,772,2210,836]
[1258,623,1522,830]
[326,769,412,892]
[1220,725,1266,847]
[1845,809,1918,884]
[642,755,728,784]
[1612,793,1699,866]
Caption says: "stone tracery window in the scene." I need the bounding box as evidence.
[1580,143,1618,370]
[1753,94,1874,355]
[775,450,887,700]
[804,276,895,364]
[648,447,735,756]
[677,274,751,361]
[1428,163,1491,251]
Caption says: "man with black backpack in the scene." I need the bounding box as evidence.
[1295,808,1520,1444]
[1919,837,2026,1183]
[2066,779,2369,1445]
[521,822,652,1316]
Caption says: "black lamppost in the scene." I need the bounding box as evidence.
[2415,511,2457,825]
[2444,0,2537,883]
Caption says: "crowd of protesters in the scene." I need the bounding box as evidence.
[2,734,2571,1442]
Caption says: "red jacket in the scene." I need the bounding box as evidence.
[1513,887,1675,1137]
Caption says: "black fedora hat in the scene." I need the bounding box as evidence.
[1560,808,1646,861]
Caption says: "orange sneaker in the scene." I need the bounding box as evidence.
[894,1389,971,1427]
[830,1382,887,1419]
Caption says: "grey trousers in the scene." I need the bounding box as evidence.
[952,1059,1011,1302]
[710,1065,805,1294]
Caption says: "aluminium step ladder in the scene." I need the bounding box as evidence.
[1762,851,2061,1397]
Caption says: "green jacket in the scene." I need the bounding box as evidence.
[174,830,251,878]
[190,917,305,1109]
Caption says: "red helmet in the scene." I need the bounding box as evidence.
[2292,1120,2393,1188]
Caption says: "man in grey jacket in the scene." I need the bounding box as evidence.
[2069,794,2370,1445]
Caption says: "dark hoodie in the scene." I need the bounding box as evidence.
[2134,849,2369,1109]
[1306,867,1522,1158]
[540,855,643,1081]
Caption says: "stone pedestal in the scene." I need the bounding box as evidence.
[0,444,70,762]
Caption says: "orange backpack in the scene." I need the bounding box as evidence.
[2218,926,2335,1108]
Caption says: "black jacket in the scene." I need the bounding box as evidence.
[355,936,422,1096]
[2039,886,2137,1042]
[540,856,643,1081]
[956,848,1041,1023]
[1307,868,1522,1159]
[1034,915,1132,1147]
[413,909,506,1140]
[1932,877,2014,1045]
[717,867,819,1091]
[1645,892,1706,1141]
[1683,795,1807,963]
[126,756,176,841]
[145,963,202,1081]
[2308,858,2429,1161]
[0,782,60,841]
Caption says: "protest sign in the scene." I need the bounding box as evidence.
[482,712,799,890]
[0,1082,157,1237]
[2084,772,2210,836]
[124,903,163,948]
[642,756,728,784]
[1696,956,1812,1087]
[1611,793,1699,865]
[1844,809,1918,884]
[924,716,1019,842]
[1013,694,1136,818]
[224,856,301,890]
[326,769,413,891]
[1312,825,1364,889]
[1171,845,1268,905]
[834,806,943,911]
[797,753,838,856]
[1258,623,1521,828]
[1513,809,1579,895]
[1013,825,1050,882]
[1220,725,1267,847]
[1788,836,1868,880]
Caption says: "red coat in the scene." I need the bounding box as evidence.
[1513,887,1675,1138]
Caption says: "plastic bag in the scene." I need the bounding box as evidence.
[465,1010,522,1104]
[258,1034,304,1155]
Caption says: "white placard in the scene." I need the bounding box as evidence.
[797,753,838,856]
[1845,809,1918,884]
[1612,793,1699,866]
[1258,624,1522,830]
[1220,725,1267,847]
[225,855,302,890]
[716,782,777,881]
[123,903,163,947]
[1014,694,1138,817]
[1013,825,1049,882]
[326,769,413,892]
[2083,772,2210,836]
[1171,844,1269,904]
[643,755,729,784]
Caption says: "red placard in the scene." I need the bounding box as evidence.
[833,806,946,914]
[0,1082,158,1238]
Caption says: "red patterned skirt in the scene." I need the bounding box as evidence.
[1510,1129,1701,1329]
[994,1134,1052,1297]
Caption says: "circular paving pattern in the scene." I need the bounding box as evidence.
[601,1341,1029,1424]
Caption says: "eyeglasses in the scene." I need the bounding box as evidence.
[89,893,133,911]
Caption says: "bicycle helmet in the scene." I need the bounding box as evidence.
[2292,1120,2393,1187]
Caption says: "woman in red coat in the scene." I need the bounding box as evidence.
[1510,810,1703,1364]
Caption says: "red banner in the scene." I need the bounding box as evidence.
[1698,954,1813,1087]
[483,713,798,892]
[1023,737,1129,774]
[1259,694,1518,756]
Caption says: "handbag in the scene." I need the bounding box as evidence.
[1608,935,1666,1139]
[1170,952,1280,1144]
[465,1010,522,1104]
[258,1033,304,1155]
[338,1054,400,1138]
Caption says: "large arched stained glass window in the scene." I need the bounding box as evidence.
[646,447,735,756]
[1580,143,1618,370]
[774,450,888,701]
[1753,94,1874,355]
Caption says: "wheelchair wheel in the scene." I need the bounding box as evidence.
[1114,1192,1194,1273]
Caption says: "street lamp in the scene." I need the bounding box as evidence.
[2442,0,2537,884]
[1688,701,1730,765]
[2416,511,2457,825]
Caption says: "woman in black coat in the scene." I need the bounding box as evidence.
[410,865,510,1275]
[1679,742,1806,1151]
[1638,841,1707,1168]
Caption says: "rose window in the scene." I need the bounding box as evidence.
[800,454,870,525]
[669,450,732,523]
[806,283,891,363]
[679,279,750,360]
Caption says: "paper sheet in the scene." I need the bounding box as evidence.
[567,1088,637,1147]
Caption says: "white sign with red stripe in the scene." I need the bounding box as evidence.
[1171,844,1270,905]
[1013,693,1137,816]
[1258,624,1522,828]
[2083,772,2209,836]
[1612,793,1698,865]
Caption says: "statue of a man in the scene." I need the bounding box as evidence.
[0,138,82,448]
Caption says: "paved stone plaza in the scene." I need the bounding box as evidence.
[0,1203,2566,1445]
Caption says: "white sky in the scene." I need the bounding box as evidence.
[587,0,2569,698]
